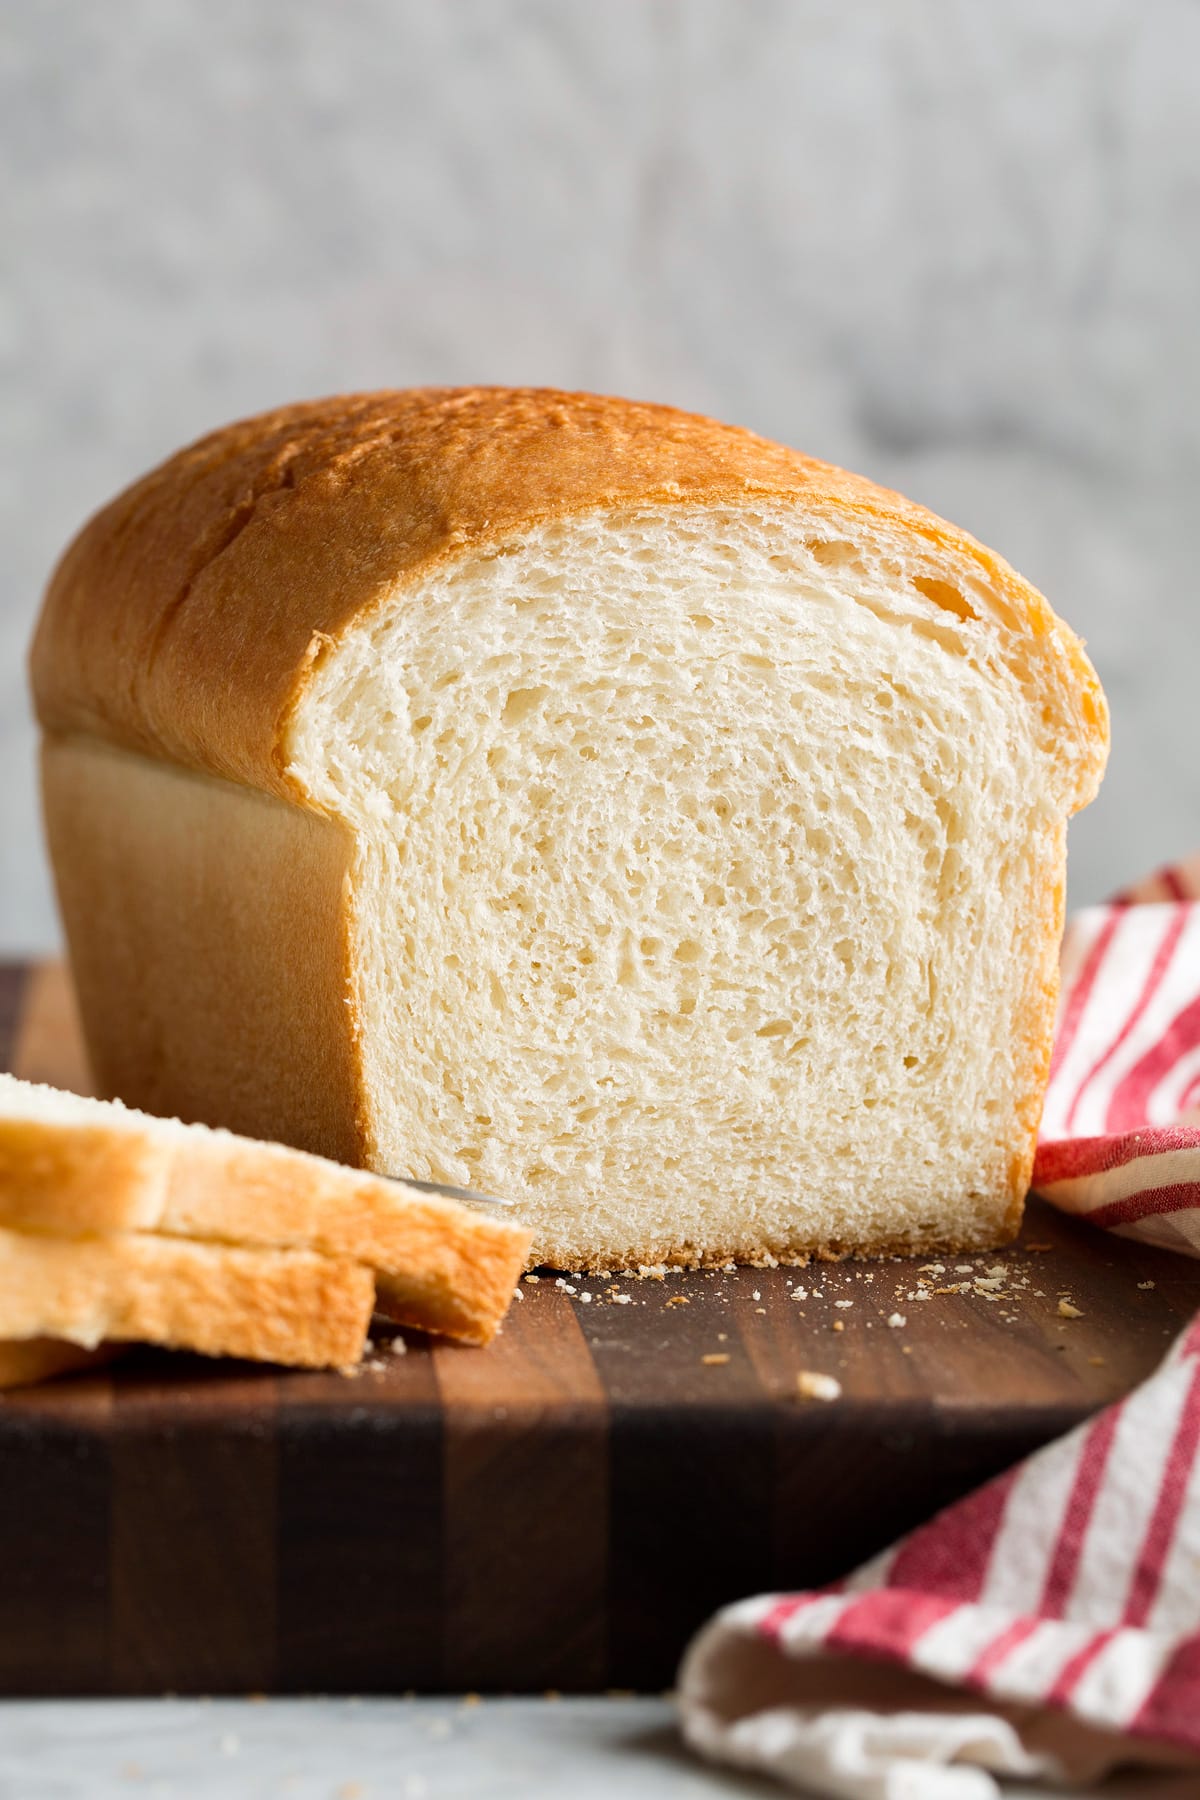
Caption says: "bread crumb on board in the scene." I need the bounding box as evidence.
[796,1370,842,1402]
[702,1352,730,1366]
[1058,1299,1084,1319]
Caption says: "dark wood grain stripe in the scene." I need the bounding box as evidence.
[276,1333,444,1692]
[0,1367,112,1693]
[109,1354,277,1693]
[0,963,30,1075]
[433,1286,608,1691]
[576,1275,775,1690]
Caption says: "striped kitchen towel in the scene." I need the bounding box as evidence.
[1036,855,1200,1255]
[679,862,1200,1799]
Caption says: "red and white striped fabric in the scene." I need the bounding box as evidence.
[679,863,1200,1799]
[1036,856,1200,1256]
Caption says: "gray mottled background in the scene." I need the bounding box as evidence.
[2,0,1196,951]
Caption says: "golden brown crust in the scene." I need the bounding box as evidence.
[30,387,1107,806]
[40,733,368,1165]
[0,1114,170,1234]
[527,1220,1021,1276]
[168,1133,529,1346]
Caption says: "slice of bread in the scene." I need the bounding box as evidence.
[0,1074,530,1345]
[32,388,1109,1270]
[0,1227,373,1370]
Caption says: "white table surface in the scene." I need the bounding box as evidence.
[1,1698,1196,1799]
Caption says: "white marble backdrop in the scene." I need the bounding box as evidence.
[3,0,1196,949]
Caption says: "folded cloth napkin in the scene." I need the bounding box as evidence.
[679,862,1200,1799]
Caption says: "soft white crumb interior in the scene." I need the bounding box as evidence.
[287,506,1066,1267]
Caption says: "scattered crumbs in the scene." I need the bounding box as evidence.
[974,1276,1004,1292]
[555,1279,577,1295]
[363,1339,375,1355]
[524,1274,540,1284]
[832,1320,845,1332]
[717,1332,728,1342]
[666,1295,690,1308]
[986,1265,1007,1279]
[580,1292,593,1304]
[752,1290,762,1302]
[887,1313,907,1329]
[754,1306,767,1314]
[790,1286,809,1302]
[612,1293,632,1305]
[901,1344,913,1355]
[389,1337,407,1355]
[1138,1281,1156,1291]
[1058,1300,1083,1319]
[955,1263,974,1273]
[1026,1242,1054,1253]
[796,1370,842,1402]
[811,1290,824,1300]
[910,1290,931,1302]
[512,1286,524,1301]
[1033,1288,1046,1298]
[702,1353,731,1366]
[918,1263,946,1277]
[218,1734,240,1757]
[863,1272,874,1283]
[834,1299,853,1310]
[1089,1355,1107,1367]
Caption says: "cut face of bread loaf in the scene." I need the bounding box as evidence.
[32,389,1108,1270]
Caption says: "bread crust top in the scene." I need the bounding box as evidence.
[31,386,1108,805]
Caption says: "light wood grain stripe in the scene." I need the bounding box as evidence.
[10,959,93,1094]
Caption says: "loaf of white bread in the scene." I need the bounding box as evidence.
[32,388,1108,1270]
[0,1073,530,1371]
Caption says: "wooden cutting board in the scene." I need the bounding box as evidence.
[1,959,1197,1697]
